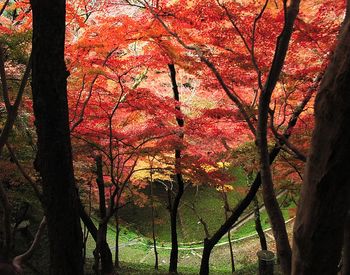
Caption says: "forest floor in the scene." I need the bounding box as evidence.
[83,216,292,274]
[5,164,294,274]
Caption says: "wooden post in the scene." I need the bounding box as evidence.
[257,250,275,275]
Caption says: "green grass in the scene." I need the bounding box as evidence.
[232,207,293,240]
[9,165,294,274]
[118,167,248,243]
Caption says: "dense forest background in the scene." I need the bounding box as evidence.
[0,0,350,274]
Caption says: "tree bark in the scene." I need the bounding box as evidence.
[95,155,114,274]
[222,192,235,273]
[168,64,185,274]
[114,211,120,269]
[342,211,350,275]
[150,175,159,270]
[256,1,300,273]
[254,197,268,251]
[30,0,84,274]
[292,18,350,275]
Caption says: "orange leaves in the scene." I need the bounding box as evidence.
[62,0,346,209]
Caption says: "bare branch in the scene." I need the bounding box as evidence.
[13,216,47,267]
[269,109,306,162]
[0,52,32,156]
[186,202,210,239]
[0,0,10,18]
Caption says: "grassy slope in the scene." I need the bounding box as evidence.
[7,165,293,274]
[84,167,294,274]
[118,168,247,243]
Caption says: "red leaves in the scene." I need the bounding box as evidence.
[60,0,345,205]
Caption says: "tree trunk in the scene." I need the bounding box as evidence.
[256,1,301,273]
[30,0,84,274]
[254,197,268,251]
[223,192,235,273]
[150,178,159,270]
[169,174,184,274]
[168,63,185,274]
[114,210,120,269]
[95,155,114,274]
[200,239,215,275]
[292,18,350,275]
[227,226,235,273]
[97,223,114,275]
[199,68,314,274]
[342,211,350,275]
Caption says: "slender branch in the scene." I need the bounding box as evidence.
[145,2,256,136]
[13,53,32,110]
[198,56,257,136]
[70,47,119,132]
[280,154,303,181]
[186,202,210,239]
[70,74,86,124]
[269,110,306,162]
[0,0,10,16]
[255,1,300,273]
[13,216,47,267]
[251,0,269,89]
[0,52,32,156]
[216,0,266,89]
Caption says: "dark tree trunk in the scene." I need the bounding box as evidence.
[97,224,114,275]
[342,211,350,275]
[95,155,114,274]
[79,195,113,275]
[30,0,84,274]
[199,140,291,274]
[222,192,235,273]
[200,239,215,275]
[82,180,93,263]
[199,69,316,274]
[254,197,268,251]
[168,64,185,274]
[292,18,350,275]
[114,211,120,269]
[150,178,159,270]
[227,230,235,273]
[79,199,98,241]
[256,1,301,273]
[169,172,184,274]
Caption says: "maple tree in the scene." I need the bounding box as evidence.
[123,0,344,273]
[1,0,350,274]
[64,6,240,272]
